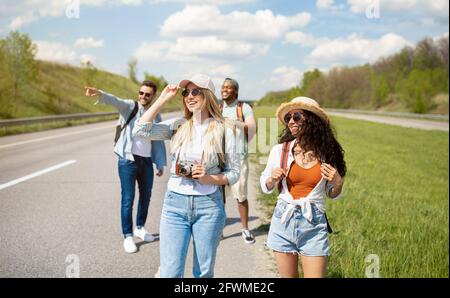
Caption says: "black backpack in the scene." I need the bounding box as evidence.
[114,101,139,145]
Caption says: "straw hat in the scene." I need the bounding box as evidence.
[276,96,329,124]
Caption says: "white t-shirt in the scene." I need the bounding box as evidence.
[167,121,217,196]
[131,135,152,157]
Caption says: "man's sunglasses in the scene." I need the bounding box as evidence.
[181,88,202,97]
[139,91,154,98]
[284,112,302,123]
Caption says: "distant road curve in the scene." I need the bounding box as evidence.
[329,111,449,132]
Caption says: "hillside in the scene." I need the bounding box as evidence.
[0,60,183,119]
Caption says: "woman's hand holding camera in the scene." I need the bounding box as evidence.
[192,164,207,183]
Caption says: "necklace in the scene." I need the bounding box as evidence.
[294,148,317,166]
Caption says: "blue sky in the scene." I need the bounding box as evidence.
[0,0,448,100]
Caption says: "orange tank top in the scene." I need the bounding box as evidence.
[287,162,322,199]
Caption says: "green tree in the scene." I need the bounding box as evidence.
[396,69,436,113]
[143,72,168,93]
[0,31,37,111]
[413,38,441,70]
[0,44,15,117]
[128,58,139,84]
[300,69,322,94]
[370,73,390,107]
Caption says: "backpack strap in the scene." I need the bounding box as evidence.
[237,101,250,140]
[236,101,244,122]
[218,127,226,204]
[277,141,291,193]
[114,101,139,145]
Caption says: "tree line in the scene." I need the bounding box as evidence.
[259,36,449,114]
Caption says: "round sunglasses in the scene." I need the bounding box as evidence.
[284,111,303,123]
[138,91,154,98]
[181,88,203,97]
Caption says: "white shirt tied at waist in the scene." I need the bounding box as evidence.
[260,141,343,224]
[277,177,327,224]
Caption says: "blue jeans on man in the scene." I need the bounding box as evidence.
[118,155,154,238]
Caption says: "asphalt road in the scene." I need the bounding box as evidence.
[0,114,275,278]
[328,112,449,131]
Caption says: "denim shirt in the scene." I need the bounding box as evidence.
[95,91,167,169]
[132,118,240,186]
[260,141,342,224]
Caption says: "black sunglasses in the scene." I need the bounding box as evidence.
[284,112,302,123]
[181,88,202,97]
[139,91,153,98]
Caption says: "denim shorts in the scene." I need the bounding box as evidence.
[266,200,330,256]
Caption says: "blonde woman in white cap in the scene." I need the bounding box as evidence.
[133,74,240,278]
[260,97,346,278]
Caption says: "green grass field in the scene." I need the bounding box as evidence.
[252,105,449,278]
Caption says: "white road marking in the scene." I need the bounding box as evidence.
[0,125,114,150]
[0,160,77,190]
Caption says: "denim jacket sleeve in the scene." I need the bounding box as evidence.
[150,113,167,170]
[223,126,240,186]
[95,90,134,118]
[133,117,186,140]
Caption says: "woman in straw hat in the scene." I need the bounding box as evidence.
[260,96,346,278]
[133,74,240,278]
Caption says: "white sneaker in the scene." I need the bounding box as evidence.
[242,229,255,244]
[134,227,156,242]
[123,236,137,253]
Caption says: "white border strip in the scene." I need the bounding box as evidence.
[0,160,77,191]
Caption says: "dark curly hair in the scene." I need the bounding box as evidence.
[278,110,346,177]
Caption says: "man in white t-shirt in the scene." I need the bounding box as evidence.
[220,78,257,244]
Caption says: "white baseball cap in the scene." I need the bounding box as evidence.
[178,74,215,94]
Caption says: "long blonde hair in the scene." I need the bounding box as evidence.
[171,88,233,164]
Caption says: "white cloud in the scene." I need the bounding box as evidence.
[160,5,311,42]
[284,31,330,47]
[269,66,303,90]
[209,64,237,77]
[134,36,269,62]
[150,0,255,4]
[34,40,97,65]
[134,41,173,61]
[74,37,104,49]
[305,33,412,66]
[34,41,78,63]
[347,0,449,22]
[317,0,338,10]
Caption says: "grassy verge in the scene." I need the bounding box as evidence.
[252,105,449,278]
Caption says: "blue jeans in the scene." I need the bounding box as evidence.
[159,189,226,278]
[118,155,154,238]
